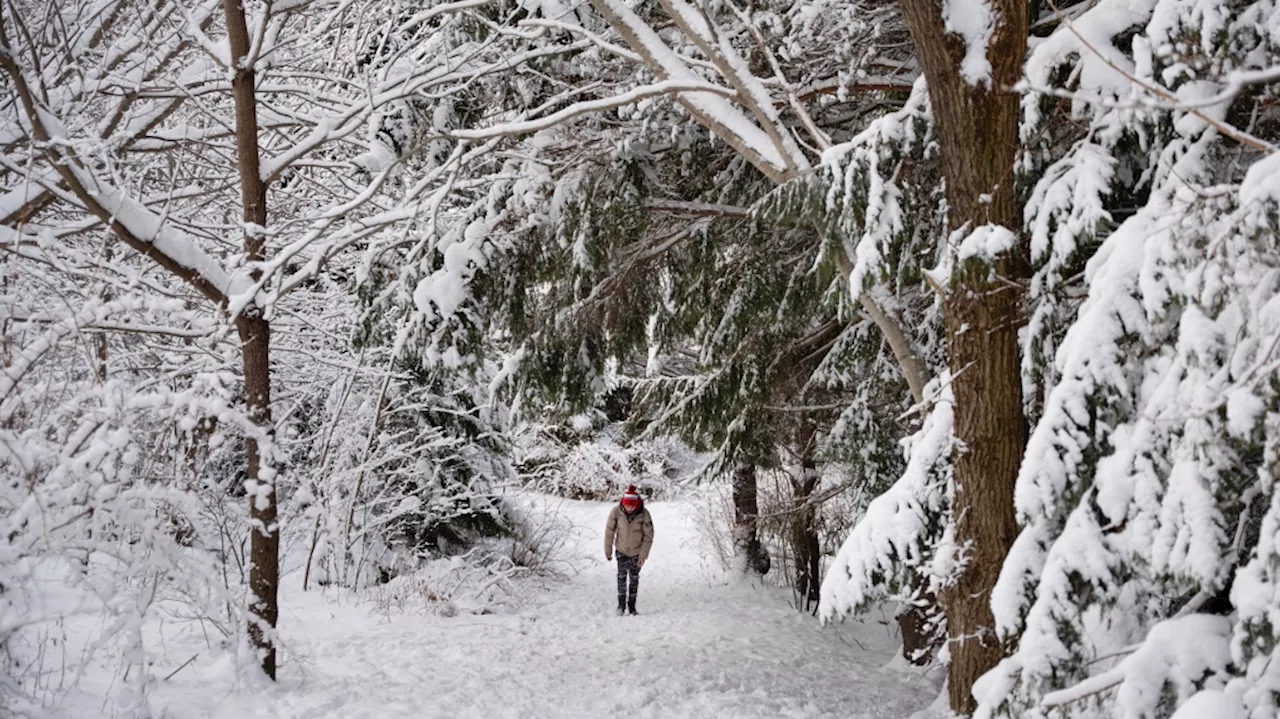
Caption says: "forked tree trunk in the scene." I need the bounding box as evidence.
[895,0,1029,711]
[223,0,279,679]
[732,461,771,575]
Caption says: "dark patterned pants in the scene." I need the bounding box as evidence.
[616,553,640,609]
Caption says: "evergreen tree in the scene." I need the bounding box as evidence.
[974,1,1280,716]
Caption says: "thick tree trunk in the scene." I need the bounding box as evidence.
[895,0,1028,712]
[732,461,771,575]
[223,0,278,679]
[940,251,1025,713]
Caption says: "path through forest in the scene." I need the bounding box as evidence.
[144,497,941,718]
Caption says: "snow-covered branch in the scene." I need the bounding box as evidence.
[450,80,737,140]
[586,0,793,181]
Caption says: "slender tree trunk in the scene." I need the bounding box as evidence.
[790,424,821,610]
[789,473,820,608]
[94,242,113,383]
[223,0,278,679]
[857,292,927,405]
[93,333,109,383]
[344,368,395,589]
[732,461,771,575]
[895,0,1029,712]
[238,315,277,677]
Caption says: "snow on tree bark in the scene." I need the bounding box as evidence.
[895,0,1028,710]
[733,460,772,576]
[222,0,280,679]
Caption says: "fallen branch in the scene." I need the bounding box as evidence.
[163,653,200,681]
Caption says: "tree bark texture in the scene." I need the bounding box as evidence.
[223,0,278,679]
[940,259,1025,714]
[897,589,942,665]
[790,465,821,610]
[789,424,821,610]
[732,461,771,575]
[895,0,1028,712]
[94,243,114,383]
[238,314,278,678]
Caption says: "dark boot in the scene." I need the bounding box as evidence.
[627,599,637,616]
[617,597,626,616]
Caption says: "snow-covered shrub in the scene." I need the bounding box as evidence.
[498,500,575,576]
[559,433,638,499]
[364,498,574,615]
[0,350,260,714]
[303,371,516,590]
[514,420,699,500]
[688,481,738,578]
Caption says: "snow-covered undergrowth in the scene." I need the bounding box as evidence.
[0,363,521,714]
[687,465,869,592]
[1,491,567,717]
[14,495,938,719]
[364,501,577,617]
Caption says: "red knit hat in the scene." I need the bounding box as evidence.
[621,485,641,509]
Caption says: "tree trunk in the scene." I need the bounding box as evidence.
[238,314,278,678]
[94,242,113,383]
[897,596,930,664]
[897,589,941,665]
[940,253,1025,713]
[732,461,771,575]
[791,425,821,610]
[223,0,278,679]
[895,0,1029,712]
[790,478,820,608]
[857,291,928,405]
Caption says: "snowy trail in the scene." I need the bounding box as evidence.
[154,498,939,719]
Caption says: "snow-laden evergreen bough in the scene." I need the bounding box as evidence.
[971,0,1280,715]
[818,377,954,631]
[811,67,958,660]
[814,0,1280,714]
[351,0,923,474]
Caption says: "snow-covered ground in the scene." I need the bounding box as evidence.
[58,496,941,718]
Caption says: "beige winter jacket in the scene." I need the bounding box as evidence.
[604,503,654,561]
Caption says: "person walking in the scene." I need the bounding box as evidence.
[604,485,654,615]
